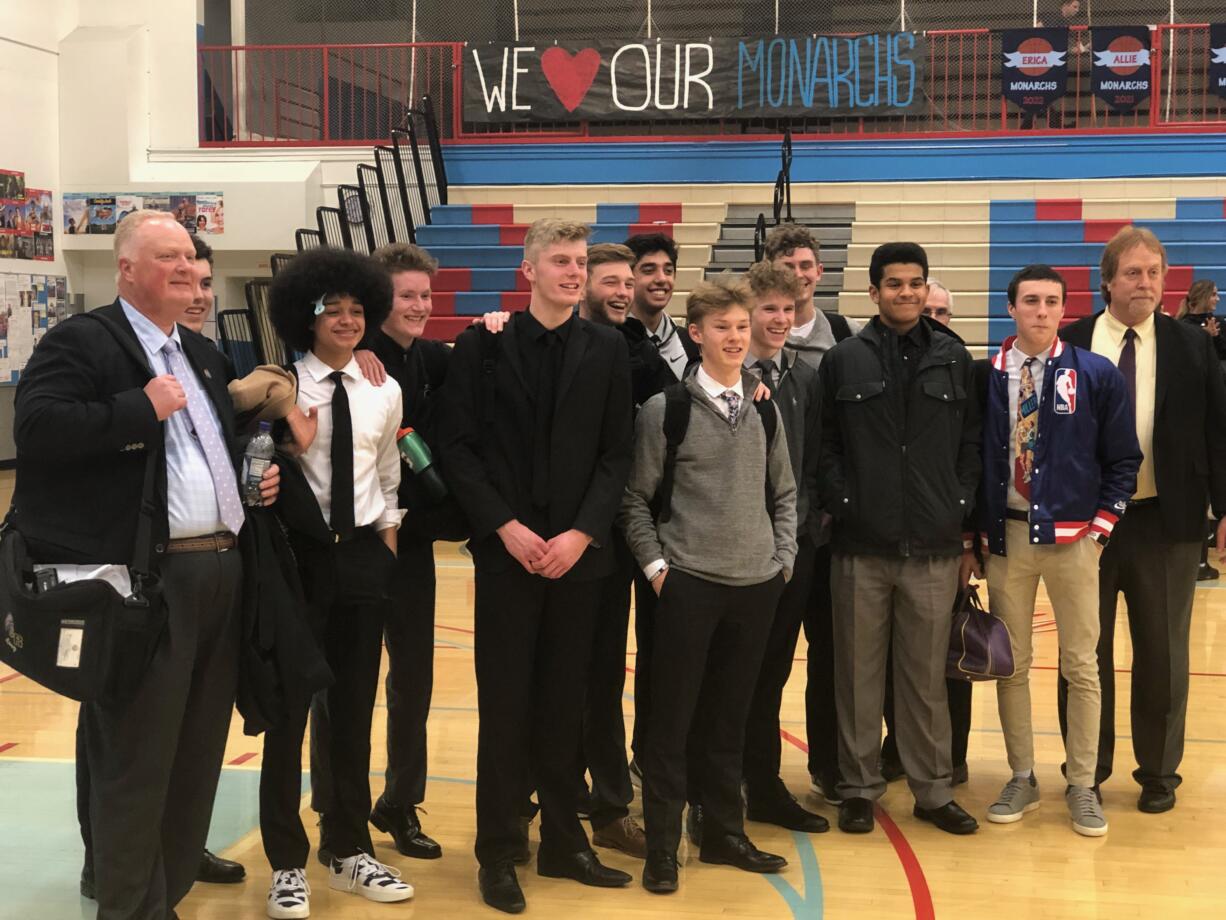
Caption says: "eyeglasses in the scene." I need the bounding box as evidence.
[922,307,951,318]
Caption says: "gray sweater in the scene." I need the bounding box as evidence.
[619,372,798,587]
[788,310,862,372]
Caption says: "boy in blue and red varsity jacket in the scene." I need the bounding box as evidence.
[973,265,1140,839]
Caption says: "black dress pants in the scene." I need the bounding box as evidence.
[643,570,782,854]
[261,532,393,868]
[803,544,840,783]
[1057,502,1200,792]
[473,565,600,867]
[81,548,242,920]
[582,539,635,830]
[742,536,818,799]
[630,567,657,761]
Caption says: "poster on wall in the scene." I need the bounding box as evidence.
[0,170,24,201]
[1211,25,1226,100]
[464,34,928,123]
[62,192,224,234]
[1091,26,1151,112]
[1001,29,1069,113]
[0,271,69,383]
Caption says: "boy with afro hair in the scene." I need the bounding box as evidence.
[260,247,413,917]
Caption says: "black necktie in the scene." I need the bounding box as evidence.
[329,371,355,538]
[1118,328,1137,408]
[532,331,562,508]
[757,358,779,395]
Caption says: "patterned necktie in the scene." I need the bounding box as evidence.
[757,358,779,395]
[722,390,742,426]
[1118,328,1137,407]
[161,339,244,534]
[1014,357,1038,500]
[329,371,355,539]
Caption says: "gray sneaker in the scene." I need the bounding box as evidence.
[1066,785,1108,837]
[987,773,1041,824]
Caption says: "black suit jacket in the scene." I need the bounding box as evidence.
[1061,309,1226,541]
[439,312,633,581]
[12,300,239,565]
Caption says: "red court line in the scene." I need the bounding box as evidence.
[0,672,24,684]
[778,728,935,920]
[227,752,258,766]
[0,743,17,754]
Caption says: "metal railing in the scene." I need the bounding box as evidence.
[197,26,1226,146]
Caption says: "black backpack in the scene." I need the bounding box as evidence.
[651,381,778,523]
[825,310,853,343]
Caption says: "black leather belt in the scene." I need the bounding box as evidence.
[1005,509,1029,522]
[333,524,375,544]
[1128,497,1159,508]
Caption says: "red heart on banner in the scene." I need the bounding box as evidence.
[540,47,601,113]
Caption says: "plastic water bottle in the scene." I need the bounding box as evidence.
[242,421,275,507]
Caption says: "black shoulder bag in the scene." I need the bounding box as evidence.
[0,448,167,705]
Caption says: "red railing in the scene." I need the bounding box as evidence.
[197,26,1225,147]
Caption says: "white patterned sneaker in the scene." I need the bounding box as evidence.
[267,868,310,919]
[329,852,414,902]
[987,774,1041,824]
[1066,785,1108,837]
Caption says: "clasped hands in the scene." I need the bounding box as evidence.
[498,520,591,579]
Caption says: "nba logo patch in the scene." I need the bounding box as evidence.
[1054,368,1077,414]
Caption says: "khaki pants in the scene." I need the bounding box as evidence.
[987,520,1101,787]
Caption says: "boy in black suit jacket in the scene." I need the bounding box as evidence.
[440,219,634,913]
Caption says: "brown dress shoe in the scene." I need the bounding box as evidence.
[592,815,648,859]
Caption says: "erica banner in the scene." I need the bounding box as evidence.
[1212,24,1226,100]
[1091,26,1151,112]
[1001,28,1069,113]
[463,35,927,122]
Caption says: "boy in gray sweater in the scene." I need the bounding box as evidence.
[619,275,798,894]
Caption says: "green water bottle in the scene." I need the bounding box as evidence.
[397,427,448,502]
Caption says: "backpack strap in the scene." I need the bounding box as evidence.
[752,397,778,514]
[478,327,500,431]
[824,310,853,343]
[651,382,692,523]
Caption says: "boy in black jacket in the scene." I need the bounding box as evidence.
[818,242,982,837]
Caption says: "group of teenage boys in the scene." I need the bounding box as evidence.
[48,209,1226,920]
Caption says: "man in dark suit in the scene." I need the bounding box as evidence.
[13,211,278,920]
[1058,226,1226,813]
[440,219,635,913]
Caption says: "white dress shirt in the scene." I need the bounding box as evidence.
[1006,341,1051,512]
[120,298,230,538]
[294,351,405,532]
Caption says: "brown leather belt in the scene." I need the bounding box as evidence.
[166,532,237,554]
[1005,509,1029,522]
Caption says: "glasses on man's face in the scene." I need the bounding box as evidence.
[922,307,951,318]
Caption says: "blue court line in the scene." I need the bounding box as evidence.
[763,831,824,919]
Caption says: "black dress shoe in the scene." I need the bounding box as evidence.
[479,862,526,914]
[80,862,95,900]
[747,793,830,833]
[880,757,906,783]
[838,797,875,834]
[642,849,679,894]
[512,816,532,865]
[699,833,787,873]
[370,798,443,859]
[686,803,703,847]
[197,849,245,884]
[537,848,632,887]
[952,763,970,787]
[1138,783,1176,814]
[913,800,979,835]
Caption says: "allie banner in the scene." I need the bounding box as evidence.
[1001,28,1069,113]
[1212,24,1226,100]
[1091,26,1151,112]
[463,35,927,123]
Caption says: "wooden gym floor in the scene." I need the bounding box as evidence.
[1,479,1224,917]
